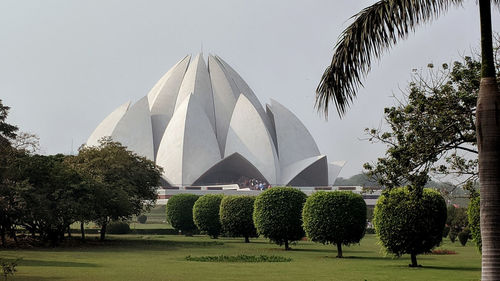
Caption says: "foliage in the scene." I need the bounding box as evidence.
[106,221,131,234]
[446,206,469,242]
[69,138,162,240]
[253,187,306,250]
[219,195,257,242]
[468,196,481,252]
[193,194,224,238]
[364,56,483,190]
[0,258,20,281]
[373,187,447,267]
[458,228,471,246]
[0,100,17,149]
[137,215,148,224]
[185,254,291,263]
[302,191,366,258]
[166,194,200,235]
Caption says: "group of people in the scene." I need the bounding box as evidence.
[238,177,271,190]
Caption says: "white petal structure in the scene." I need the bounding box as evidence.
[87,54,344,187]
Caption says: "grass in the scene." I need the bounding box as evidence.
[0,234,480,281]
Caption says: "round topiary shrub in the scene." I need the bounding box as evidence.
[467,196,481,252]
[458,228,471,246]
[219,195,258,243]
[302,191,367,258]
[106,221,131,234]
[193,194,224,238]
[166,194,200,235]
[253,187,306,250]
[137,215,148,224]
[373,187,447,267]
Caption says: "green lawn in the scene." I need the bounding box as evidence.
[1,234,480,281]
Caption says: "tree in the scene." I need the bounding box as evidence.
[193,194,224,238]
[468,195,481,251]
[373,187,447,267]
[315,1,500,278]
[302,191,366,258]
[219,195,257,243]
[447,205,469,242]
[363,57,483,190]
[253,187,306,250]
[166,194,200,235]
[70,138,162,240]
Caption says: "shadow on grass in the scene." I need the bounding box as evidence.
[19,259,99,268]
[11,276,64,280]
[423,265,480,272]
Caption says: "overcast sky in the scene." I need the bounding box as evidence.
[1,1,498,178]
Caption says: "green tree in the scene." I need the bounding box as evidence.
[302,191,367,258]
[193,194,224,238]
[373,187,447,267]
[253,187,306,250]
[316,1,500,278]
[219,195,257,243]
[166,194,200,235]
[447,205,469,242]
[71,138,162,240]
[468,195,481,251]
[363,57,483,190]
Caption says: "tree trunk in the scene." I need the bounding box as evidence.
[100,223,107,241]
[409,253,419,267]
[478,1,500,280]
[284,240,290,250]
[336,243,343,258]
[80,222,86,240]
[0,227,6,247]
[244,236,250,243]
[67,226,71,238]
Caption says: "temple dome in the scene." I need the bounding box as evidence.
[87,54,344,187]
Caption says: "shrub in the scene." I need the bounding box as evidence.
[193,194,224,238]
[467,196,481,252]
[106,221,131,234]
[137,215,148,224]
[302,191,366,258]
[449,231,457,243]
[373,187,447,267]
[442,226,450,238]
[447,205,468,242]
[166,194,200,235]
[458,228,470,246]
[185,255,291,263]
[219,195,257,243]
[253,187,306,250]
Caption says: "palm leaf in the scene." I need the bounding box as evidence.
[316,0,464,117]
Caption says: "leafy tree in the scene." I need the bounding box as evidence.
[316,2,500,278]
[446,205,469,242]
[219,195,257,243]
[0,100,17,149]
[193,194,224,238]
[70,138,162,240]
[373,187,447,267]
[302,191,366,258]
[166,194,200,235]
[363,57,482,190]
[137,215,147,224]
[468,195,481,251]
[253,187,306,250]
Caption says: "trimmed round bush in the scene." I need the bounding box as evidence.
[193,194,224,238]
[137,215,148,224]
[302,191,367,258]
[253,187,306,250]
[467,196,481,252]
[373,187,447,267]
[219,195,257,243]
[458,228,470,246]
[106,221,131,234]
[166,194,200,235]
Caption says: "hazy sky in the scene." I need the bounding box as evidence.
[1,1,498,178]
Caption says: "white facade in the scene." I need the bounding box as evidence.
[87,54,345,187]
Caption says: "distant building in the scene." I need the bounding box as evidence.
[87,54,345,187]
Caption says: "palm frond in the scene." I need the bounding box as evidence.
[316,0,464,117]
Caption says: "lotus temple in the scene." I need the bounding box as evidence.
[87,54,345,189]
